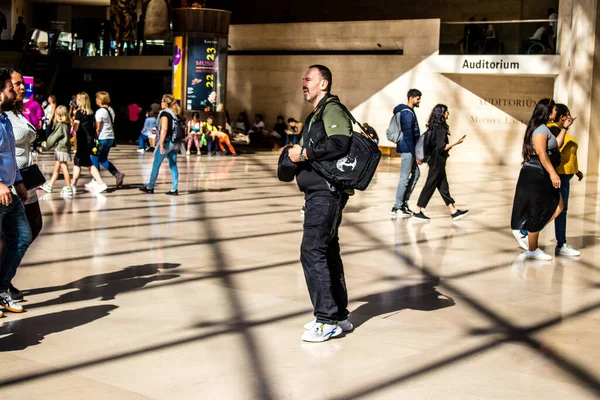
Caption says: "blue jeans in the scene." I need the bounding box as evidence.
[555,174,573,247]
[138,135,149,149]
[148,140,179,191]
[206,134,215,153]
[91,139,118,176]
[394,152,421,208]
[0,194,32,291]
[286,135,299,145]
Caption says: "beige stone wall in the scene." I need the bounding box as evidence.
[226,21,555,165]
[229,19,440,56]
[555,0,600,176]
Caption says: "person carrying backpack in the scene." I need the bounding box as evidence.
[287,65,354,343]
[391,89,422,218]
[140,94,182,196]
[412,104,468,221]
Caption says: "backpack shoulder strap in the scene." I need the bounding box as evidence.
[327,100,368,135]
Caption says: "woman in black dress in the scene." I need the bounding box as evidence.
[412,104,468,221]
[510,98,573,260]
[71,92,107,193]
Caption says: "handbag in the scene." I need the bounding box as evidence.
[277,146,299,182]
[20,164,46,190]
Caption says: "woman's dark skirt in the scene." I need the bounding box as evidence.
[511,160,560,233]
[74,134,94,167]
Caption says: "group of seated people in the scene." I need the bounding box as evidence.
[231,112,304,149]
[185,113,237,156]
[137,109,238,156]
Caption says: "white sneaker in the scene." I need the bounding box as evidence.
[301,323,342,343]
[61,186,73,196]
[186,151,191,156]
[526,248,553,261]
[137,148,145,153]
[85,180,98,188]
[304,318,353,332]
[0,290,23,313]
[95,183,108,194]
[41,183,53,193]
[512,230,529,251]
[70,185,77,195]
[556,243,581,257]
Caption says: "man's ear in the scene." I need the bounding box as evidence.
[320,80,328,91]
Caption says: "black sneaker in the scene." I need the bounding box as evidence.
[412,211,430,221]
[403,204,415,215]
[452,209,469,221]
[391,207,411,218]
[165,190,179,196]
[139,186,154,194]
[9,284,23,302]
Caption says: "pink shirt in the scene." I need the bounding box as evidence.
[24,101,43,130]
[128,103,141,122]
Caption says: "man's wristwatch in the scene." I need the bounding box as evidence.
[299,149,306,162]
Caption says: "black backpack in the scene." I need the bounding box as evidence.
[162,110,186,142]
[173,118,186,142]
[308,101,381,191]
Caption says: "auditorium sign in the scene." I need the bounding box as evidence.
[430,55,560,76]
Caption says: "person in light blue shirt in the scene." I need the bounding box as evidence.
[138,109,157,152]
[0,68,32,315]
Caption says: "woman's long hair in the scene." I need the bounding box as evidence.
[162,94,180,114]
[426,104,449,134]
[162,94,184,122]
[76,92,93,115]
[522,98,554,162]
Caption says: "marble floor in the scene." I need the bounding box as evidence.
[0,146,599,399]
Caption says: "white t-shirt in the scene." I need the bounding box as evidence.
[95,107,115,140]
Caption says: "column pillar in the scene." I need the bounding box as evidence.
[172,8,231,124]
[555,0,600,178]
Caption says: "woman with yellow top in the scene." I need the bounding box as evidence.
[548,104,583,256]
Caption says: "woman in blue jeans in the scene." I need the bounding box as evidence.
[88,91,125,189]
[139,94,180,196]
[548,104,583,256]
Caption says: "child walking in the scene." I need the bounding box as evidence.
[42,106,73,196]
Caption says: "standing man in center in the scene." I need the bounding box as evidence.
[392,89,422,217]
[288,65,354,343]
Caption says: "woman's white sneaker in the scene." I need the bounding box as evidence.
[526,248,553,261]
[556,244,581,257]
[512,230,529,250]
[301,323,342,343]
[95,183,108,194]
